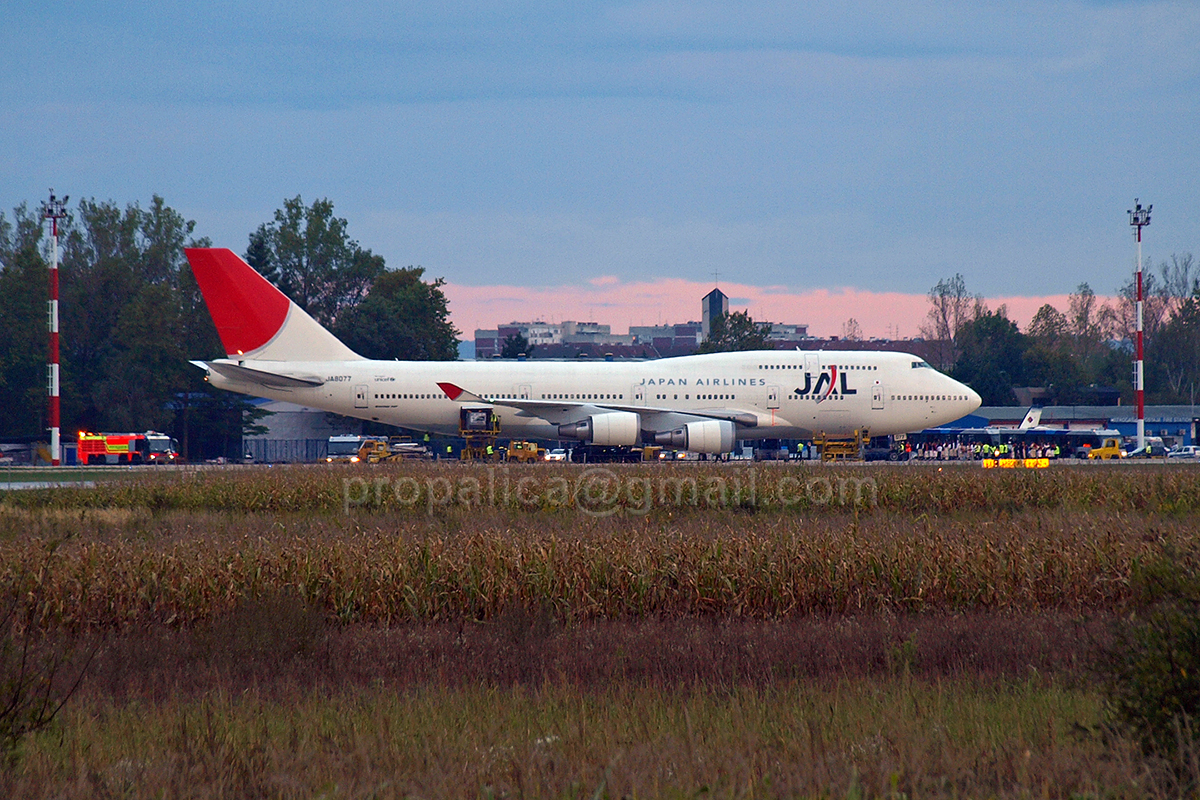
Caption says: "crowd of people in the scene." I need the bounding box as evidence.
[906,440,1063,460]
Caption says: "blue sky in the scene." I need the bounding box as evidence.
[3,1,1198,333]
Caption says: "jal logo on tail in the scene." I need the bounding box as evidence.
[795,366,856,404]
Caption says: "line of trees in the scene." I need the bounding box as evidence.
[924,256,1200,406]
[0,195,459,460]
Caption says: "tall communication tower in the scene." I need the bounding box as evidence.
[41,189,68,466]
[1128,198,1151,452]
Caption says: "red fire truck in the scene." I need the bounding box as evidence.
[77,431,181,465]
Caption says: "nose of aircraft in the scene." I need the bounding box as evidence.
[965,385,981,412]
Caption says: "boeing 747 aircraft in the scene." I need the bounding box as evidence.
[186,249,981,454]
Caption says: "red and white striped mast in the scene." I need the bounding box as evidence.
[41,189,68,466]
[1128,198,1151,453]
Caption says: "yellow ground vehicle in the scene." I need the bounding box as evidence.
[327,435,430,463]
[1087,437,1125,460]
[459,408,501,461]
[352,439,388,463]
[360,438,432,463]
[504,441,546,462]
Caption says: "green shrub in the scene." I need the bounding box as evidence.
[1100,545,1200,758]
[0,585,97,767]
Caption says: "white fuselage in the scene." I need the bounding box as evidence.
[205,349,981,442]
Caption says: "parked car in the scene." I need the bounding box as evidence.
[1126,443,1169,458]
[863,445,909,462]
[1168,445,1200,459]
[546,448,568,462]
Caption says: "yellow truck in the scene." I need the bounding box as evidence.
[326,435,430,463]
[362,437,432,463]
[504,441,546,463]
[1087,437,1125,460]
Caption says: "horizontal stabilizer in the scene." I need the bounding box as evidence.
[437,382,487,403]
[197,360,326,388]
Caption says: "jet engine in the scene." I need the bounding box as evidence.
[654,419,736,454]
[557,411,641,446]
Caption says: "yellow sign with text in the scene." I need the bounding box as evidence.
[981,458,1050,469]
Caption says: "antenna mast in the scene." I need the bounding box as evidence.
[41,189,68,466]
[1128,198,1151,452]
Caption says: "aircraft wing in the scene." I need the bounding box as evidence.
[193,359,326,389]
[437,382,762,429]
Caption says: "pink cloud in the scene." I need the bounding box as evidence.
[443,278,1094,341]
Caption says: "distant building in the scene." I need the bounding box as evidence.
[560,321,631,346]
[701,288,728,339]
[764,322,810,347]
[475,288,955,362]
[475,320,631,358]
[629,322,703,357]
[243,398,363,463]
[473,329,500,359]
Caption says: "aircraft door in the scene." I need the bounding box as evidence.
[354,384,369,409]
[767,385,780,410]
[804,353,819,373]
[632,385,645,405]
[518,384,531,400]
[872,382,884,410]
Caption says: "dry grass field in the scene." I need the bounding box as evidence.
[0,463,1197,797]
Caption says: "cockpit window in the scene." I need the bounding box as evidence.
[911,361,932,369]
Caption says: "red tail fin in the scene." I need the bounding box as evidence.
[186,248,363,362]
[186,248,290,356]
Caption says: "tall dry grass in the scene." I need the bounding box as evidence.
[0,505,1191,628]
[2,462,1198,515]
[7,678,1192,799]
[1,467,1195,796]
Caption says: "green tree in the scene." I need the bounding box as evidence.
[50,195,264,461]
[1021,303,1080,402]
[246,196,385,328]
[1141,254,1199,404]
[0,205,48,438]
[0,195,277,460]
[1067,283,1112,378]
[1099,546,1200,758]
[952,307,1028,406]
[1154,290,1200,403]
[500,332,532,358]
[697,311,773,353]
[920,273,975,370]
[59,197,210,435]
[331,268,459,361]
